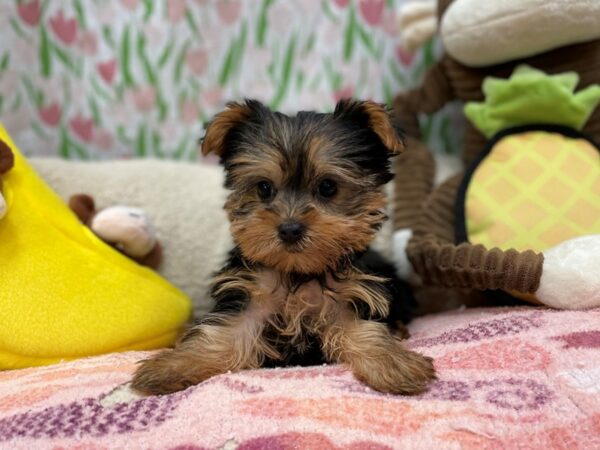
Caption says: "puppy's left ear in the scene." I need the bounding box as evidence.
[201,99,268,157]
[333,99,405,155]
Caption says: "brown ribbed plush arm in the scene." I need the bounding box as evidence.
[407,174,544,293]
[392,58,456,139]
[393,137,436,230]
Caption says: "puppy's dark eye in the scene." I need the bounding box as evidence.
[257,181,274,200]
[317,179,337,198]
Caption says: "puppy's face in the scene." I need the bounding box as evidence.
[202,99,403,274]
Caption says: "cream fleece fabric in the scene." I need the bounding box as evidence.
[31,158,393,317]
[441,0,600,67]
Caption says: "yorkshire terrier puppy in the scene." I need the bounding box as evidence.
[131,99,435,396]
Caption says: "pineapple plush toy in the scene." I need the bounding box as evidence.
[392,0,600,310]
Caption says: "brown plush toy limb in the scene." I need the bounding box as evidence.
[392,137,436,231]
[0,140,15,219]
[69,194,163,269]
[406,175,545,294]
[392,60,456,140]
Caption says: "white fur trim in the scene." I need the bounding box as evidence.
[538,235,600,309]
[393,228,416,281]
[441,0,600,67]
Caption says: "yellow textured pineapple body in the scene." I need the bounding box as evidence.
[458,125,600,253]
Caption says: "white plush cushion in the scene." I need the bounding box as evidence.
[441,0,600,67]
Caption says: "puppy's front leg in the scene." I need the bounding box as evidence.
[131,311,277,395]
[321,315,435,395]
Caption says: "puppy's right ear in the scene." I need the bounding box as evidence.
[200,99,267,157]
[69,194,97,224]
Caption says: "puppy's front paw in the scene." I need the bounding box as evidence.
[354,348,436,395]
[131,351,200,396]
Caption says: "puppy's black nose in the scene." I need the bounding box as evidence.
[278,221,306,244]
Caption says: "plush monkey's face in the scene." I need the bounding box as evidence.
[439,0,600,67]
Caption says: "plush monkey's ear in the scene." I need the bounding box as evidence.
[333,99,405,155]
[0,140,15,174]
[200,99,268,157]
[69,194,97,224]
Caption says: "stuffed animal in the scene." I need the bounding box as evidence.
[0,126,191,369]
[392,0,600,310]
[69,194,163,269]
[0,139,14,219]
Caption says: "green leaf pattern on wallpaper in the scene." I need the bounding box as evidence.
[0,0,460,161]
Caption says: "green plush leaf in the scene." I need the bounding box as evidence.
[465,65,600,137]
[40,26,52,77]
[270,34,296,109]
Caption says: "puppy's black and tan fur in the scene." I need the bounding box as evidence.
[131,99,435,395]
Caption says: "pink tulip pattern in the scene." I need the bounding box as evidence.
[1,0,453,160]
[49,11,78,45]
[17,0,41,27]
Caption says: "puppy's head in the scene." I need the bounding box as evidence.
[202,99,404,274]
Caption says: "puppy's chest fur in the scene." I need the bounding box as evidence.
[211,256,397,355]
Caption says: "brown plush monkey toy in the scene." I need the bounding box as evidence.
[0,139,15,220]
[69,194,163,269]
[392,0,600,312]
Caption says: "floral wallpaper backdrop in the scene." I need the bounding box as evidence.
[0,0,462,161]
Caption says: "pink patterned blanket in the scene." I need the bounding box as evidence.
[0,307,599,449]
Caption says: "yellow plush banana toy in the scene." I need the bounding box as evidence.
[0,125,192,369]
